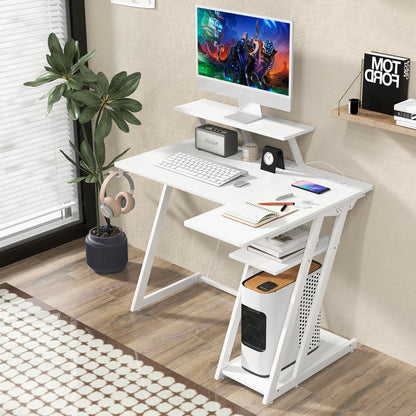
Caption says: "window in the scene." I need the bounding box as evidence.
[0,0,92,262]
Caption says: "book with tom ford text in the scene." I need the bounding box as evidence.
[362,51,410,115]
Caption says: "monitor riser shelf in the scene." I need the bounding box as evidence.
[174,99,314,165]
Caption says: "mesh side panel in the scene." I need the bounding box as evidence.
[241,304,266,352]
[299,268,321,350]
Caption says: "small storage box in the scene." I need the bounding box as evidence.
[241,261,322,377]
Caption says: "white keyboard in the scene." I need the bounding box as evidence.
[154,152,248,186]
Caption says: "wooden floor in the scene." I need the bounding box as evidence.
[1,239,415,416]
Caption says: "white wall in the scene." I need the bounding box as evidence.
[85,0,416,366]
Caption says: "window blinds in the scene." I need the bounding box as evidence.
[0,0,81,249]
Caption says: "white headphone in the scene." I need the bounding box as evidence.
[99,171,135,218]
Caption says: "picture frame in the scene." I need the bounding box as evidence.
[111,0,155,9]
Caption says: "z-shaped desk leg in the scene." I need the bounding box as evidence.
[130,185,173,311]
[130,185,228,312]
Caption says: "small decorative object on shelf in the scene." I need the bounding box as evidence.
[195,124,238,157]
[362,51,410,115]
[348,98,361,115]
[260,145,285,173]
[242,142,259,162]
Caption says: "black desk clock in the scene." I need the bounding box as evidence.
[260,145,285,173]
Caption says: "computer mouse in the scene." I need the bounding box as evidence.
[233,180,250,188]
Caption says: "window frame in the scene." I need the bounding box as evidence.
[0,0,95,267]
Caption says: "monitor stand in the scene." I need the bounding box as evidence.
[224,100,262,124]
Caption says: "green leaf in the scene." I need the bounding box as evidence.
[79,106,100,124]
[109,110,129,133]
[80,160,92,174]
[72,69,97,84]
[119,109,141,125]
[94,136,105,168]
[72,49,96,71]
[94,108,112,140]
[46,55,56,73]
[96,72,109,95]
[108,98,142,112]
[72,90,101,107]
[102,147,130,171]
[48,33,63,56]
[62,88,74,99]
[111,72,141,99]
[47,83,66,113]
[64,38,78,61]
[80,139,96,171]
[69,176,85,183]
[39,90,50,100]
[79,64,98,81]
[68,140,85,162]
[85,174,99,183]
[60,149,79,169]
[66,77,83,90]
[66,99,81,120]
[49,52,71,75]
[24,72,60,87]
[108,71,127,96]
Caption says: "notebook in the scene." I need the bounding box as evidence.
[249,225,310,256]
[247,245,305,263]
[222,202,298,227]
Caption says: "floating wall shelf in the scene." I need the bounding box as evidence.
[331,105,416,138]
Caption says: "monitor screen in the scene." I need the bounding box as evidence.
[196,6,293,118]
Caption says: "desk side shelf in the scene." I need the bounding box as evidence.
[175,99,314,141]
[331,105,416,137]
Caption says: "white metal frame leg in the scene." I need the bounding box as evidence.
[130,188,234,311]
[130,185,201,311]
[130,184,173,311]
[287,138,304,165]
[292,208,348,379]
[263,216,323,404]
[263,206,351,404]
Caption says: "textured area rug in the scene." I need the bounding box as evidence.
[0,283,254,416]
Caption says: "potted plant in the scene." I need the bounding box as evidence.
[25,33,142,274]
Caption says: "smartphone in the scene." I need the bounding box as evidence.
[291,180,330,194]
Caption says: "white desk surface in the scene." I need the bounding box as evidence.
[115,138,287,204]
[116,139,373,247]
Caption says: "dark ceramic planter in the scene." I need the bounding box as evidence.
[85,226,128,274]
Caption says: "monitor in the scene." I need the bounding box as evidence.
[196,6,293,123]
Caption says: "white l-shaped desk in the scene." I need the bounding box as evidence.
[115,100,373,404]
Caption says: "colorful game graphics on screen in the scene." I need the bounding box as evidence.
[197,7,291,96]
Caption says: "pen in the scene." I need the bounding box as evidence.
[280,204,288,212]
[258,202,295,206]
